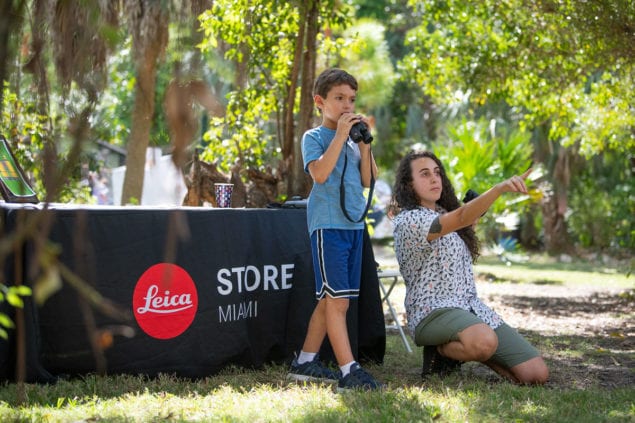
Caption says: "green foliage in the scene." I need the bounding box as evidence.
[93,40,135,148]
[0,284,32,340]
[93,36,177,150]
[197,0,354,172]
[1,84,47,196]
[320,17,399,170]
[435,118,533,202]
[202,111,271,172]
[339,19,396,112]
[199,0,296,171]
[349,0,425,169]
[197,0,401,175]
[567,152,634,254]
[434,118,534,244]
[1,84,93,203]
[396,0,633,255]
[400,0,635,157]
[564,69,635,157]
[2,0,630,257]
[436,119,496,194]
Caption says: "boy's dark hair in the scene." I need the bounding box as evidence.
[313,68,358,98]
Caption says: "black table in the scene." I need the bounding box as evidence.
[0,203,385,382]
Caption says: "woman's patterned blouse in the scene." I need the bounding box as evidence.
[393,206,503,335]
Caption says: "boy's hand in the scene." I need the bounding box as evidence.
[336,113,362,140]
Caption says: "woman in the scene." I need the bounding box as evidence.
[391,150,548,385]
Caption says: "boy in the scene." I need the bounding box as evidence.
[287,68,381,390]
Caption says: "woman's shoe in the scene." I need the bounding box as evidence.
[421,345,462,378]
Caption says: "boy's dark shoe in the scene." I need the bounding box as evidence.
[287,355,338,383]
[337,363,382,391]
[421,345,462,378]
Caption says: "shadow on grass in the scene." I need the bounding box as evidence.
[505,327,635,391]
[497,290,634,316]
[1,291,632,410]
[477,271,564,285]
[2,340,632,404]
[532,279,562,285]
[495,290,634,389]
[477,255,630,275]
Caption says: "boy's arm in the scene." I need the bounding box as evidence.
[307,113,359,184]
[358,142,378,188]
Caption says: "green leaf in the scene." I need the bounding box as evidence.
[14,285,32,296]
[0,312,15,329]
[34,266,63,306]
[6,292,23,308]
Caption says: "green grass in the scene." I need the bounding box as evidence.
[1,256,633,422]
[0,337,633,422]
[474,254,633,288]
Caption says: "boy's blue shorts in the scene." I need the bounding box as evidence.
[310,228,363,299]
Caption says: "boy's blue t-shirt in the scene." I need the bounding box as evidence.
[302,126,366,234]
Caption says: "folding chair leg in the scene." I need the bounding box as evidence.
[379,280,413,353]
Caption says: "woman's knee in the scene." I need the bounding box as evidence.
[513,357,549,385]
[460,324,498,362]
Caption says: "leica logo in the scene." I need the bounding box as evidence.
[133,263,198,339]
[136,285,194,314]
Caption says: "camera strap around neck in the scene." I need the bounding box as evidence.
[339,142,375,223]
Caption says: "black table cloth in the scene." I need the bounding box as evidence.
[0,204,385,382]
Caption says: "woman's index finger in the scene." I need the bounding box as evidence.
[521,168,533,180]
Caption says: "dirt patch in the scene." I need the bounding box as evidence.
[475,279,634,389]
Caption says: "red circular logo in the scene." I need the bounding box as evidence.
[133,263,198,339]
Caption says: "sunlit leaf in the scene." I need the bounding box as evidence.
[6,292,23,308]
[0,313,15,329]
[34,266,63,306]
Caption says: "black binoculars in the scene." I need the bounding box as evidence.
[349,122,373,144]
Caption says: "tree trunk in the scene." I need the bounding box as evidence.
[541,145,573,254]
[290,0,319,198]
[121,55,160,204]
[0,0,27,115]
[121,1,168,205]
[282,6,305,160]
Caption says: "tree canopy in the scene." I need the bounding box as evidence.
[0,0,632,254]
[400,0,635,157]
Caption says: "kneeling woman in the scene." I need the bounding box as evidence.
[391,150,548,385]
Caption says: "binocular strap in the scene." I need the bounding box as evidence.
[339,144,375,223]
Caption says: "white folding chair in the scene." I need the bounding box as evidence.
[377,268,413,353]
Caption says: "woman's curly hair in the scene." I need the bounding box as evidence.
[390,150,480,262]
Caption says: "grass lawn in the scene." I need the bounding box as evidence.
[1,255,633,422]
[0,339,632,422]
[474,254,633,289]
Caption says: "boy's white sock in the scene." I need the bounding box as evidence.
[297,351,317,365]
[340,361,357,377]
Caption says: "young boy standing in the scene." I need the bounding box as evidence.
[287,68,381,390]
